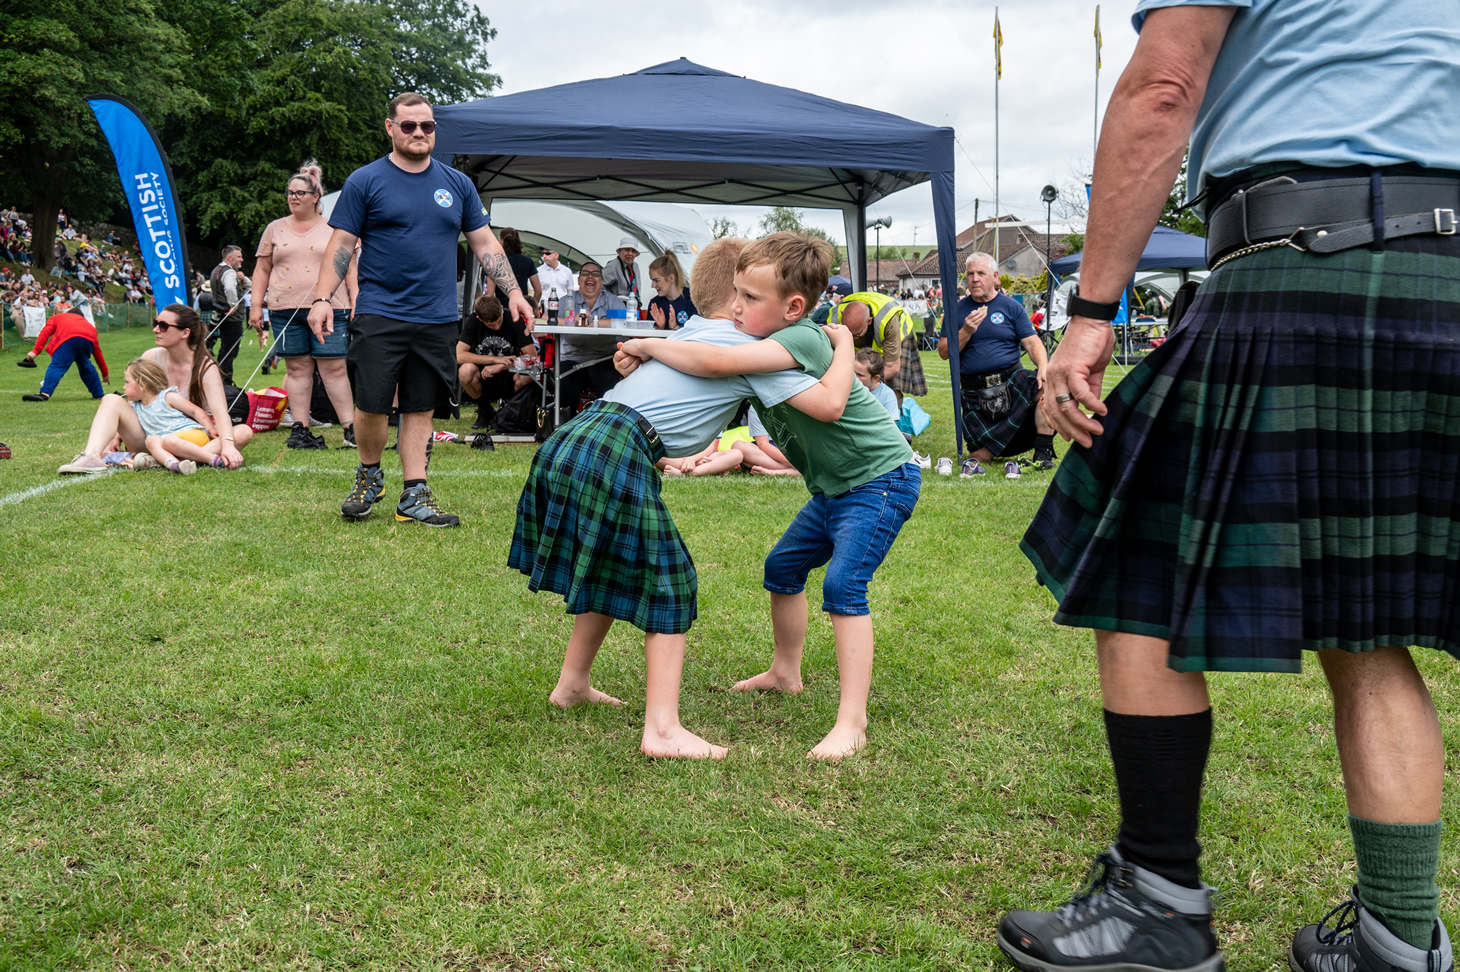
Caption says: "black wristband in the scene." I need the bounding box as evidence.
[312,297,332,305]
[1066,286,1120,322]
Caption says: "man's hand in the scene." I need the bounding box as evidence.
[507,291,535,329]
[307,300,333,340]
[963,307,987,331]
[1041,319,1116,448]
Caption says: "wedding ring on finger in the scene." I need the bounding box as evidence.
[1054,393,1074,404]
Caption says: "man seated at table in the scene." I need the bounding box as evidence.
[554,259,626,415]
[458,293,536,429]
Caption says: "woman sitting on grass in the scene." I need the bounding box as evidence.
[57,305,253,474]
[122,358,232,474]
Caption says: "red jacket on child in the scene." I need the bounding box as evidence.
[30,311,109,382]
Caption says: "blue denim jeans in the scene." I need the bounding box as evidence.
[40,335,104,398]
[763,461,921,615]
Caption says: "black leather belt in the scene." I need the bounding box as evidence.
[625,405,664,461]
[963,364,1019,388]
[1207,171,1460,269]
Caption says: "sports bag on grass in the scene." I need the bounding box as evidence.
[897,397,931,436]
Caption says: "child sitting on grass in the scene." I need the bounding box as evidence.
[658,426,749,477]
[617,232,920,760]
[509,237,853,760]
[123,358,229,475]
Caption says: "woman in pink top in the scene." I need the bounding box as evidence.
[250,160,358,449]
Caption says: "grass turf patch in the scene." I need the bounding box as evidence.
[0,333,1456,970]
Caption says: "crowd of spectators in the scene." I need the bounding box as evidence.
[2,207,158,325]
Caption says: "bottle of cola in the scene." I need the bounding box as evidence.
[547,288,559,325]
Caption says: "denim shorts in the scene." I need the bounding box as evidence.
[271,307,350,358]
[763,461,921,615]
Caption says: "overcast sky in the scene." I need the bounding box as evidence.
[471,0,1142,249]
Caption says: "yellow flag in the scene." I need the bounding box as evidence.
[1095,5,1102,70]
[994,11,1003,80]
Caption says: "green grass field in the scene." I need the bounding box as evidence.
[1,331,1455,970]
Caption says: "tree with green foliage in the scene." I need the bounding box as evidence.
[159,0,501,251]
[0,0,202,270]
[708,216,739,239]
[757,206,836,245]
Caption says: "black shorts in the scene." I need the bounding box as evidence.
[347,314,457,415]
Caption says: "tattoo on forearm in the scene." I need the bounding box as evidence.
[330,246,352,286]
[481,252,521,295]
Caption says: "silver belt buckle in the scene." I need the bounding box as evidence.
[1436,209,1456,235]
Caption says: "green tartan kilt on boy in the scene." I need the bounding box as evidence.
[1021,235,1460,673]
[509,400,697,634]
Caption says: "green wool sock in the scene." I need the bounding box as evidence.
[1349,814,1442,950]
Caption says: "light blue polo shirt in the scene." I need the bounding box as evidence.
[603,316,817,458]
[1133,0,1460,211]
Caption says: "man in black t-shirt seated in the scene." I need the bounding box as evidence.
[457,294,537,428]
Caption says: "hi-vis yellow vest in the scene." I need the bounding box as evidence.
[828,291,912,355]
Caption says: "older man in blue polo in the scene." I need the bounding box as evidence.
[937,251,1055,477]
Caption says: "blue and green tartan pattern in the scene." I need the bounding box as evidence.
[1021,236,1460,672]
[961,367,1042,457]
[509,401,697,634]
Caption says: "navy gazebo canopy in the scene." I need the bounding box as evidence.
[434,59,973,453]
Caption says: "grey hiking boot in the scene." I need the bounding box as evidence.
[394,483,459,527]
[341,464,385,520]
[998,846,1224,972]
[1290,891,1452,972]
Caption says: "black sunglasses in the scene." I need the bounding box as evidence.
[152,319,186,331]
[395,120,436,135]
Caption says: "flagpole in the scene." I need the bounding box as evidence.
[1094,5,1101,166]
[993,7,1001,269]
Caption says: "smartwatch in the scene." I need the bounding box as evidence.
[1065,286,1121,323]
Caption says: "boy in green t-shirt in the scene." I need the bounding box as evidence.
[618,232,921,759]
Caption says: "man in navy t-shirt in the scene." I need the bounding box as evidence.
[938,252,1056,472]
[309,92,535,527]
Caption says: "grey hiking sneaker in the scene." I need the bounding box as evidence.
[395,483,459,527]
[1290,891,1452,972]
[998,847,1224,972]
[341,464,385,520]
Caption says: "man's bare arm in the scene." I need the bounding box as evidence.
[311,228,359,302]
[464,226,519,296]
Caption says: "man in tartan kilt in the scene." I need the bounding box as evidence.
[938,252,1056,474]
[998,4,1460,972]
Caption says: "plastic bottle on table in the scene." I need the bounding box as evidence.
[547,288,559,325]
[625,292,639,325]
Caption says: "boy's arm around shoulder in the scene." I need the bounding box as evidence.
[623,335,799,378]
[781,323,854,422]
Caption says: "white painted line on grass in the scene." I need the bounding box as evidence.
[245,465,524,479]
[0,469,117,509]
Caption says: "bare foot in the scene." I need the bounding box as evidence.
[730,669,804,694]
[640,725,727,759]
[662,465,683,476]
[548,684,624,708]
[751,465,801,476]
[808,724,866,760]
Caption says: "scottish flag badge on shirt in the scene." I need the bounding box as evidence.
[434,189,453,208]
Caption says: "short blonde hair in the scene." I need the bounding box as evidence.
[689,238,748,316]
[737,232,833,308]
[126,357,169,395]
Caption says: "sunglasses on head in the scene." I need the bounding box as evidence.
[152,319,186,331]
[395,120,436,135]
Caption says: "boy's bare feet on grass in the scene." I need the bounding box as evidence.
[751,465,801,476]
[730,669,804,693]
[808,724,866,760]
[549,684,623,707]
[640,725,728,759]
